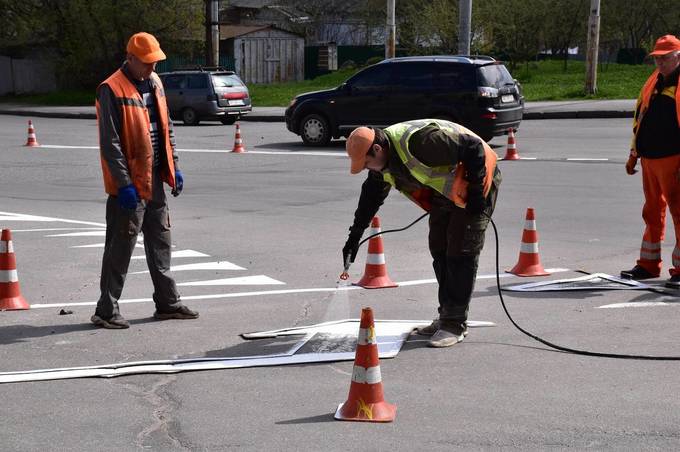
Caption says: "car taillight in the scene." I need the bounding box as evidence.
[478,87,499,98]
[221,92,248,100]
[481,113,497,119]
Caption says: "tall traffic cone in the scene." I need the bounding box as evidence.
[354,216,398,289]
[503,128,519,160]
[24,120,40,147]
[231,122,246,153]
[335,307,396,422]
[0,229,30,310]
[507,208,550,277]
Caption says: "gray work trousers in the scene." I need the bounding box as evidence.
[95,191,181,319]
[428,169,501,327]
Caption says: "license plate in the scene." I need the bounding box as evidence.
[228,99,245,106]
[501,94,514,103]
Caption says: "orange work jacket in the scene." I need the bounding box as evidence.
[96,69,177,200]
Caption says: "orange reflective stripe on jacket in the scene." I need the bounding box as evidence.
[96,69,176,200]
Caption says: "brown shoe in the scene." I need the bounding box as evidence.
[428,327,466,348]
[91,314,130,329]
[416,320,468,337]
[153,305,199,320]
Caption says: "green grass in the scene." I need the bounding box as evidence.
[0,60,656,106]
[514,59,653,101]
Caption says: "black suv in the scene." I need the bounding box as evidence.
[285,56,523,145]
[159,68,251,126]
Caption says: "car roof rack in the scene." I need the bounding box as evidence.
[173,65,235,73]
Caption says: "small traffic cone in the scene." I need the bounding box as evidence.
[334,307,396,422]
[0,229,30,310]
[231,122,246,153]
[507,208,550,277]
[24,120,40,147]
[354,216,398,289]
[503,128,519,160]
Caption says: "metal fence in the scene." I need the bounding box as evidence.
[0,55,57,95]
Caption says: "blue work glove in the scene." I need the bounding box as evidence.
[172,170,183,197]
[465,185,486,215]
[117,184,139,210]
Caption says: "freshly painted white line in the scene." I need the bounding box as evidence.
[597,301,671,309]
[130,249,210,260]
[29,269,571,308]
[130,260,246,274]
[46,231,106,237]
[0,211,104,227]
[177,275,285,286]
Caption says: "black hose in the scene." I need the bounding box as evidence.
[368,212,680,360]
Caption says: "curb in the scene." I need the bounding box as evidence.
[0,109,283,122]
[522,110,634,120]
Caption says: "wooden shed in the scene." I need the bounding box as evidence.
[220,25,304,84]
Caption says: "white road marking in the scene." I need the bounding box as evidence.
[71,243,143,249]
[131,249,210,260]
[10,228,104,233]
[177,275,284,286]
[36,144,343,157]
[0,211,104,227]
[46,231,106,237]
[597,301,672,309]
[130,261,246,274]
[29,271,570,309]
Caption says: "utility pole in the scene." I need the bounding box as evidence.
[458,0,472,55]
[585,0,600,94]
[386,0,395,59]
[205,0,220,67]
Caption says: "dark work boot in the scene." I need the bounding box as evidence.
[620,265,657,280]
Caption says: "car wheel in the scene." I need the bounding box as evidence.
[220,116,237,125]
[300,114,331,146]
[182,108,199,126]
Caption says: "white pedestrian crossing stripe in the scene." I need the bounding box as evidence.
[177,275,285,286]
[129,261,245,274]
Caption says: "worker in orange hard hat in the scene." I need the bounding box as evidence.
[622,34,680,288]
[93,32,198,329]
[343,120,501,347]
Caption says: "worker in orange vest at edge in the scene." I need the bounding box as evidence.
[622,35,680,289]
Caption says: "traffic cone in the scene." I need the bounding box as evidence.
[231,122,246,153]
[0,229,30,310]
[503,128,519,160]
[24,120,40,147]
[507,208,550,277]
[354,216,398,289]
[334,307,396,422]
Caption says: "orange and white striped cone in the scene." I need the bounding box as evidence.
[354,216,398,289]
[503,128,519,160]
[507,208,550,277]
[334,307,396,422]
[0,229,30,310]
[231,122,246,153]
[24,120,40,147]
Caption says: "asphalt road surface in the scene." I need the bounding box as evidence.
[1,116,679,450]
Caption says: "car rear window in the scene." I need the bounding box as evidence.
[211,74,244,88]
[393,62,433,90]
[477,64,515,88]
[187,74,208,89]
[433,63,475,90]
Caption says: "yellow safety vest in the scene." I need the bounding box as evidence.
[382,119,497,210]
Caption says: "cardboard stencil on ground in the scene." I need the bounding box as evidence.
[504,273,652,292]
[0,319,496,384]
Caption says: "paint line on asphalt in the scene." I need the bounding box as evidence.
[37,144,343,157]
[46,230,106,237]
[596,301,672,309]
[0,211,105,227]
[130,249,211,260]
[29,270,572,309]
[9,228,105,233]
[177,275,285,286]
[130,260,246,274]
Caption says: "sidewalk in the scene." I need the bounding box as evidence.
[0,100,636,122]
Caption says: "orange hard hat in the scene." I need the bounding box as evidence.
[127,32,166,63]
[346,127,375,174]
[649,35,680,56]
